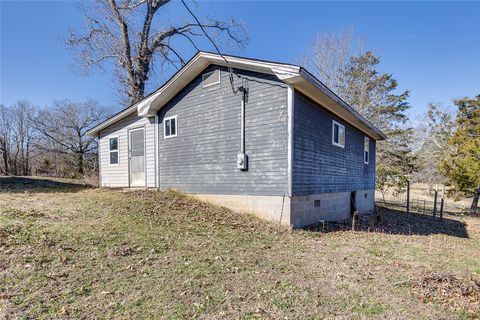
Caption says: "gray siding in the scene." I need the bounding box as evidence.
[292,92,376,195]
[99,112,156,187]
[158,65,289,196]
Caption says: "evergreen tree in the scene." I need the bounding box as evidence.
[440,95,480,215]
[339,51,416,194]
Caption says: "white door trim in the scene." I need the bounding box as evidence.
[128,126,146,187]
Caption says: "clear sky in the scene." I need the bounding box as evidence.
[1,0,479,121]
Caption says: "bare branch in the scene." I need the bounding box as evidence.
[65,0,248,105]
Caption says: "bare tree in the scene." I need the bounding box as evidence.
[414,103,456,192]
[65,0,247,105]
[0,101,39,176]
[0,104,12,175]
[301,28,363,93]
[10,101,37,175]
[303,30,416,194]
[30,100,109,176]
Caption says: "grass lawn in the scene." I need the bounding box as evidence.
[1,177,479,319]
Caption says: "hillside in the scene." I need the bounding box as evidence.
[1,177,479,319]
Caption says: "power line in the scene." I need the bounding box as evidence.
[180,0,242,94]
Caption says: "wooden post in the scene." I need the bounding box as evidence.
[440,198,444,221]
[352,211,358,231]
[439,185,445,221]
[423,200,426,213]
[433,189,438,219]
[406,180,410,214]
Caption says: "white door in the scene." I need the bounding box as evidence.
[129,128,145,187]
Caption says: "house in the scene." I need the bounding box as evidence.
[86,51,386,228]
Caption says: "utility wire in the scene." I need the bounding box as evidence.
[180,0,241,94]
[181,0,284,93]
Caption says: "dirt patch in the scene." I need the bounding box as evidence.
[411,272,480,313]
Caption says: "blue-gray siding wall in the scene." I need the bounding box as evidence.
[158,65,289,196]
[292,92,376,195]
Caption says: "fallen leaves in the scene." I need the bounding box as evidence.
[411,272,480,313]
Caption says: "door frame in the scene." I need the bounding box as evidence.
[128,125,147,187]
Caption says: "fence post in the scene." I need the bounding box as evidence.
[439,185,445,221]
[440,198,444,221]
[406,180,410,214]
[423,199,426,213]
[433,189,438,219]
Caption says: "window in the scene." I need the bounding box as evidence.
[364,137,370,164]
[164,115,177,138]
[202,70,220,88]
[332,120,345,148]
[109,137,119,165]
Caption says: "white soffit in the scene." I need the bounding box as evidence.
[137,52,301,117]
[88,51,386,140]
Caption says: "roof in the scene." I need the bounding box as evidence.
[87,51,386,140]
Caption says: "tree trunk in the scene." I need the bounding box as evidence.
[0,137,8,175]
[25,141,30,175]
[469,187,480,215]
[77,152,84,176]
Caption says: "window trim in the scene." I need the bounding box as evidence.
[202,70,221,88]
[332,120,345,148]
[364,136,370,164]
[108,136,119,165]
[164,115,178,139]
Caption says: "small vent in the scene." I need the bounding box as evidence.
[314,200,321,208]
[202,70,220,88]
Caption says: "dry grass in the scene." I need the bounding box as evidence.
[1,177,479,319]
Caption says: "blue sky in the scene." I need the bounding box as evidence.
[1,1,479,121]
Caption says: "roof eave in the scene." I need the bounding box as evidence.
[86,105,137,138]
[290,69,387,140]
[137,52,301,117]
[86,51,386,141]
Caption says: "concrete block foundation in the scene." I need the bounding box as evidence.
[192,194,291,226]
[193,189,375,229]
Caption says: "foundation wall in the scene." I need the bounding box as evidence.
[290,189,375,228]
[192,193,291,226]
[354,189,375,214]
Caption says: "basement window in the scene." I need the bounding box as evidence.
[164,115,177,138]
[364,137,370,164]
[314,200,321,208]
[202,70,220,88]
[332,120,345,148]
[109,137,119,165]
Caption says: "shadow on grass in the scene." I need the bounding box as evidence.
[374,206,469,238]
[0,176,91,193]
[304,206,469,238]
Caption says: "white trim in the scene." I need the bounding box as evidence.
[97,133,102,186]
[87,52,386,141]
[87,106,137,137]
[164,115,178,139]
[202,69,221,88]
[108,136,120,165]
[127,126,147,187]
[299,69,386,140]
[155,115,159,188]
[364,136,370,164]
[332,120,345,148]
[287,86,294,197]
